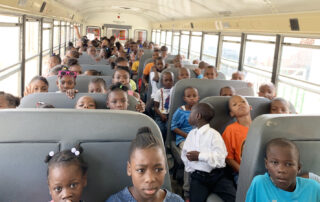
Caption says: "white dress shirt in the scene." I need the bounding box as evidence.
[181,124,227,173]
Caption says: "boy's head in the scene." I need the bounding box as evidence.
[228,95,252,118]
[113,66,130,87]
[258,83,276,100]
[84,69,102,76]
[265,138,301,192]
[178,68,190,80]
[220,86,236,96]
[88,78,107,93]
[152,49,160,61]
[270,97,290,114]
[198,61,209,70]
[160,46,168,59]
[161,72,174,89]
[75,96,96,109]
[203,66,218,79]
[115,57,129,67]
[183,87,199,107]
[155,57,165,72]
[231,71,245,80]
[188,103,215,127]
[69,64,82,75]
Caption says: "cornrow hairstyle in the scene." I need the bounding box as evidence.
[67,58,79,67]
[44,145,88,177]
[29,76,49,87]
[89,78,107,88]
[129,127,164,159]
[0,91,20,107]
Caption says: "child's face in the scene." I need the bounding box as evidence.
[258,84,276,100]
[174,59,182,68]
[220,87,235,96]
[56,76,76,92]
[183,88,199,106]
[231,72,244,80]
[0,95,10,109]
[30,80,48,94]
[88,47,96,56]
[69,65,82,75]
[152,52,160,60]
[107,91,128,110]
[178,68,190,80]
[155,60,164,72]
[113,70,130,86]
[270,100,290,114]
[75,96,96,109]
[204,68,217,79]
[162,73,173,89]
[229,95,251,118]
[127,147,166,200]
[161,51,167,58]
[265,145,300,192]
[88,82,106,93]
[48,164,87,202]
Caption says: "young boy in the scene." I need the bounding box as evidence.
[154,72,174,142]
[231,71,245,80]
[270,97,290,114]
[258,83,276,100]
[178,68,191,80]
[203,65,218,79]
[150,57,166,99]
[220,86,236,96]
[246,138,320,201]
[181,103,236,202]
[222,95,252,181]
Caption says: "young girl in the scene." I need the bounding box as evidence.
[106,127,184,202]
[0,91,20,108]
[24,76,49,96]
[75,96,96,109]
[56,67,78,99]
[106,83,129,110]
[45,147,88,202]
[88,78,107,94]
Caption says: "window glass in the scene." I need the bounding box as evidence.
[220,39,240,79]
[180,33,190,59]
[66,25,70,43]
[53,26,60,48]
[244,42,275,72]
[223,36,241,42]
[0,69,20,96]
[25,57,39,87]
[61,22,66,44]
[172,32,180,55]
[43,23,51,51]
[165,31,172,53]
[283,37,320,45]
[26,21,39,58]
[0,15,19,23]
[161,31,166,46]
[189,35,202,61]
[134,30,147,42]
[0,27,20,69]
[152,30,156,43]
[202,34,218,65]
[42,52,50,76]
[156,30,160,45]
[247,35,276,41]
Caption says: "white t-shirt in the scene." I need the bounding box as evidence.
[150,72,160,99]
[154,88,171,114]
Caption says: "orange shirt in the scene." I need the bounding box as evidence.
[222,122,248,164]
[143,62,154,76]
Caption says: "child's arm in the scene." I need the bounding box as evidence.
[226,159,240,173]
[152,67,160,82]
[154,101,167,122]
[142,74,149,87]
[135,99,145,113]
[173,128,188,138]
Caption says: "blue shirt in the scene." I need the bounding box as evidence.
[106,187,184,202]
[246,172,320,202]
[171,106,192,146]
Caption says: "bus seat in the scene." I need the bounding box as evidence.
[81,64,114,76]
[0,109,171,201]
[137,51,153,80]
[217,72,226,80]
[206,193,224,202]
[78,54,109,65]
[236,114,320,202]
[47,75,113,92]
[19,92,139,111]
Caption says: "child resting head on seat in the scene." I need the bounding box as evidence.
[106,127,184,202]
[106,82,129,110]
[246,138,320,201]
[270,97,290,114]
[75,96,96,109]
[24,76,49,96]
[88,78,107,94]
[0,91,20,108]
[56,67,78,99]
[45,146,88,202]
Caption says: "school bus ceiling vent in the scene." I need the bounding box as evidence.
[39,1,46,13]
[190,22,194,29]
[290,18,300,31]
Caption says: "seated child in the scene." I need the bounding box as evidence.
[47,65,64,77]
[193,61,209,78]
[178,68,191,80]
[131,49,144,75]
[106,82,129,110]
[231,71,245,80]
[84,69,102,76]
[45,146,88,202]
[106,127,184,202]
[114,57,137,91]
[203,65,218,79]
[24,76,49,96]
[246,138,320,201]
[56,67,78,99]
[220,86,236,96]
[0,91,20,108]
[270,97,290,114]
[258,83,276,100]
[193,59,200,65]
[88,78,107,93]
[150,57,166,99]
[69,63,82,75]
[75,96,96,109]
[154,72,174,141]
[222,95,252,181]
[181,103,236,202]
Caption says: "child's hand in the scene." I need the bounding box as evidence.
[160,114,167,122]
[193,68,201,76]
[24,85,31,96]
[66,89,78,99]
[186,151,200,161]
[135,100,145,113]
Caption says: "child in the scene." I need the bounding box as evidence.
[142,49,160,87]
[106,83,129,110]
[56,68,78,99]
[84,69,102,76]
[203,65,218,79]
[150,57,166,99]
[0,91,20,108]
[154,72,174,141]
[131,49,144,75]
[270,97,290,114]
[45,147,88,202]
[222,95,252,181]
[24,76,49,96]
[193,61,209,79]
[45,54,61,76]
[246,138,320,201]
[231,71,245,80]
[114,57,137,91]
[178,68,191,80]
[220,86,236,96]
[258,83,276,100]
[88,78,107,93]
[181,103,236,202]
[75,96,96,109]
[106,127,184,202]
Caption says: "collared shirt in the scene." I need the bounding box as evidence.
[106,187,184,202]
[181,124,227,173]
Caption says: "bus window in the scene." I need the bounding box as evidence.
[202,34,218,66]
[53,20,60,53]
[152,30,156,43]
[180,31,190,59]
[189,32,202,62]
[172,32,180,55]
[165,31,172,53]
[220,36,241,79]
[134,30,147,42]
[160,30,166,46]
[60,21,66,56]
[155,30,160,45]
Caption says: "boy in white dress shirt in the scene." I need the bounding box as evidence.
[181,103,236,202]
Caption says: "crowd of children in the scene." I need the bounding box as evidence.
[1,30,319,202]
